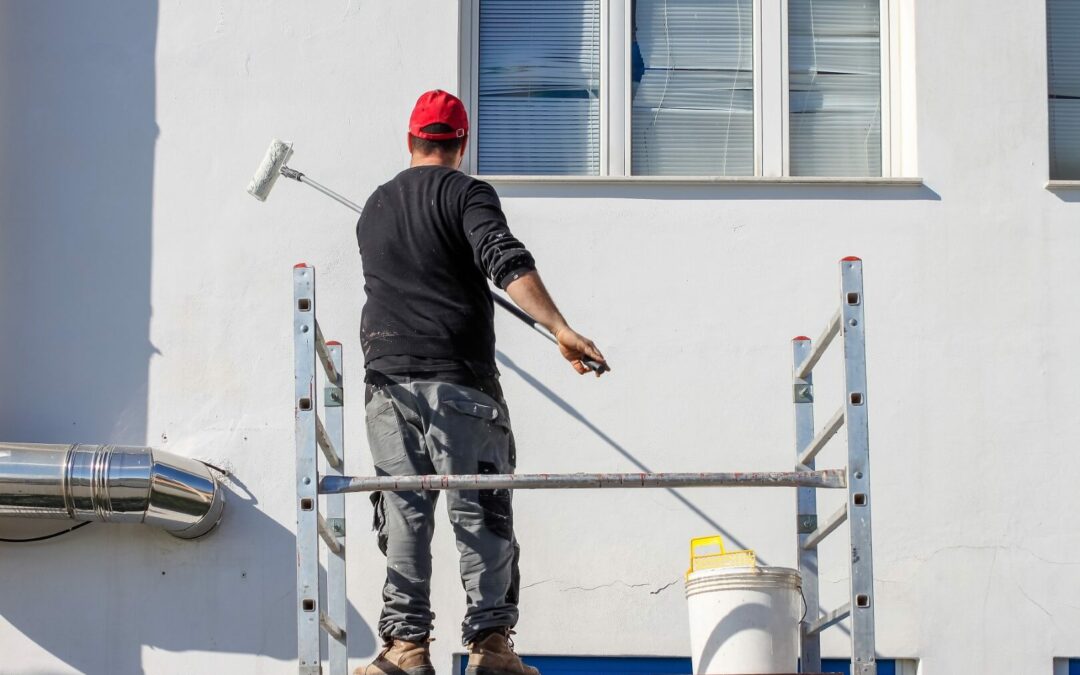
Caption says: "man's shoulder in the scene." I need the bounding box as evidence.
[373,167,499,210]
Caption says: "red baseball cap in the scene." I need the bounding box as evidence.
[409,89,469,140]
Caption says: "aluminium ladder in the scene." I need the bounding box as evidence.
[292,257,877,675]
[791,257,877,675]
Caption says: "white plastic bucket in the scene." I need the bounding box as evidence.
[685,566,802,674]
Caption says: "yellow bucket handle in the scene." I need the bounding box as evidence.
[690,535,726,560]
[687,535,756,577]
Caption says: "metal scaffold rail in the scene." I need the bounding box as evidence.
[292,258,878,675]
[319,470,847,494]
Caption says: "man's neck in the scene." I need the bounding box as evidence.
[410,154,458,169]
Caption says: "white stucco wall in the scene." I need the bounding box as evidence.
[1,1,1078,674]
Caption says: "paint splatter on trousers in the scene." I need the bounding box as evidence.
[366,379,520,646]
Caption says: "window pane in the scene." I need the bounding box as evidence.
[477,0,601,175]
[631,0,754,176]
[789,0,881,177]
[1049,0,1080,179]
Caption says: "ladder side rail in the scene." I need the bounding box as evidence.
[324,342,348,675]
[840,258,877,675]
[294,264,323,675]
[793,337,822,673]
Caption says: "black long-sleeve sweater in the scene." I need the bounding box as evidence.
[356,165,535,378]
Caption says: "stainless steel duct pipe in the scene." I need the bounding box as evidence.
[0,443,225,539]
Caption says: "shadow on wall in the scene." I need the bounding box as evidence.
[0,5,156,445]
[495,351,852,638]
[495,351,764,561]
[0,474,376,673]
[1049,187,1080,203]
[0,5,380,671]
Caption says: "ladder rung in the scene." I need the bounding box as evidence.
[315,415,343,470]
[805,602,851,637]
[315,321,340,384]
[798,407,846,468]
[802,503,848,550]
[794,309,842,379]
[319,611,346,642]
[317,514,344,555]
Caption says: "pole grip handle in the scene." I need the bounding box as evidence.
[582,358,610,375]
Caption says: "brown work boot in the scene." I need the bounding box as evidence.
[465,629,539,675]
[355,638,435,675]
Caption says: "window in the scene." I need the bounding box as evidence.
[461,0,904,178]
[631,0,755,176]
[1048,0,1080,179]
[475,0,602,175]
[789,0,882,176]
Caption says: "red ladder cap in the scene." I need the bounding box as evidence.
[326,340,342,346]
[841,256,862,262]
[792,335,811,342]
[293,262,310,269]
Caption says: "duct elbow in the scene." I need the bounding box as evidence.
[145,450,226,539]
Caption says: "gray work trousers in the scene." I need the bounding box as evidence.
[366,379,520,645]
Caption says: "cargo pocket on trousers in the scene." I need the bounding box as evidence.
[366,397,409,472]
[477,461,514,542]
[370,492,388,556]
[444,399,515,541]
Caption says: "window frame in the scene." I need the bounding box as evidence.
[460,0,901,179]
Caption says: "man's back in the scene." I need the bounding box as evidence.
[356,165,534,373]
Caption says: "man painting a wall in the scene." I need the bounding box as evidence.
[355,90,609,675]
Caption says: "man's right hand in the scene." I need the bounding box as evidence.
[554,327,609,376]
[504,270,610,377]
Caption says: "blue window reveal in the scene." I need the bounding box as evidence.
[1070,658,1080,675]
[457,655,899,674]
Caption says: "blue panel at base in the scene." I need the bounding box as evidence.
[823,658,896,675]
[456,655,690,674]
[456,655,898,674]
[1069,658,1080,675]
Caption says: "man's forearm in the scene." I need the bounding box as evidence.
[503,270,569,336]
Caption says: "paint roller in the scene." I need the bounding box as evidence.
[247,139,609,374]
[248,139,364,213]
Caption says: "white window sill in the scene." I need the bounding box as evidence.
[1046,180,1080,189]
[476,175,924,187]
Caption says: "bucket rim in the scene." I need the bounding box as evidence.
[685,566,802,596]
[686,565,800,581]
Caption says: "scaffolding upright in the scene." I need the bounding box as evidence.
[292,257,877,675]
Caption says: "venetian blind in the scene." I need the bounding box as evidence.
[788,0,882,177]
[1049,0,1080,179]
[477,0,601,175]
[631,0,755,176]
